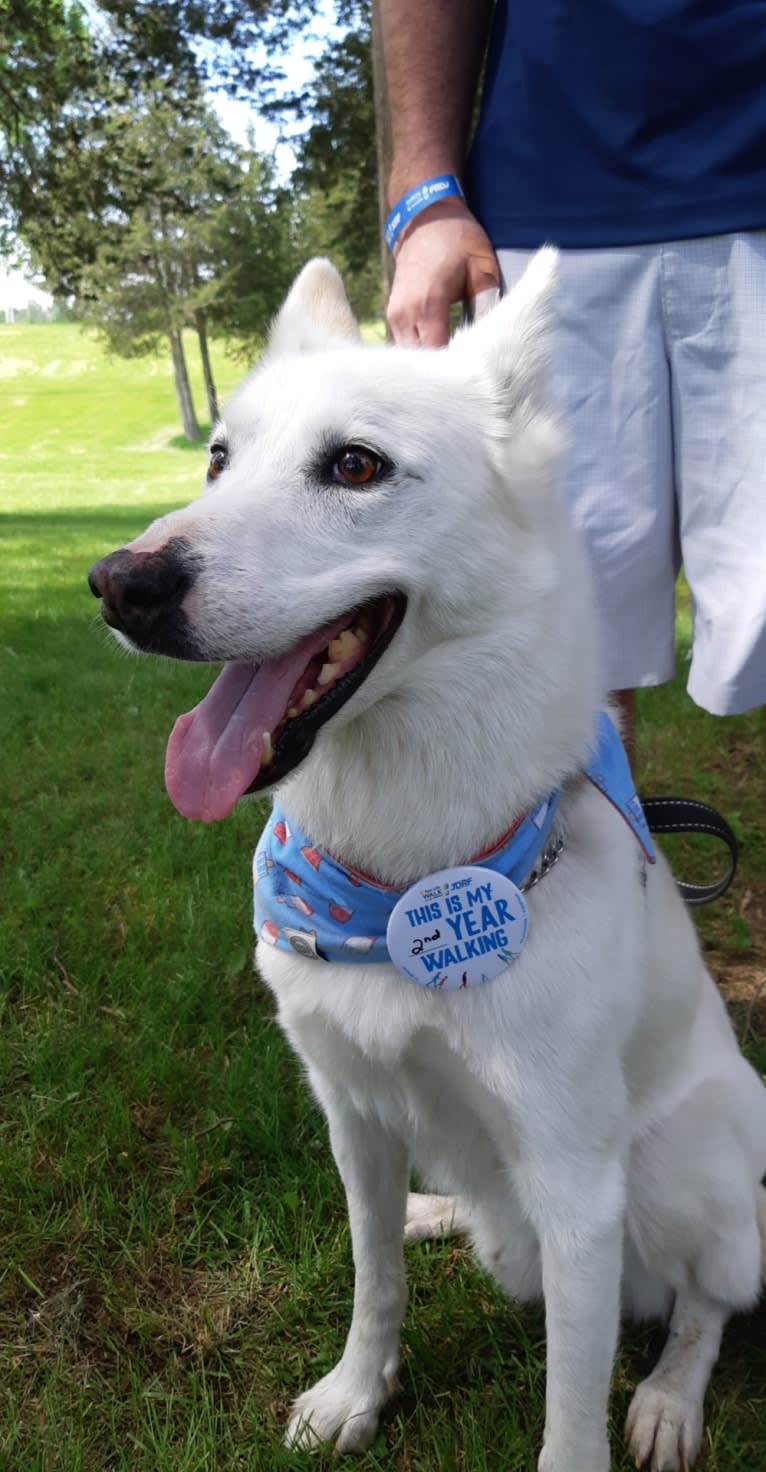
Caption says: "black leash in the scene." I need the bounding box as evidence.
[641,796,739,906]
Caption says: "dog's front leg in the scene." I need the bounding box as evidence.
[285,1088,408,1454]
[535,1162,624,1472]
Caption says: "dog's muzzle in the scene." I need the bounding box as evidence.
[88,537,202,656]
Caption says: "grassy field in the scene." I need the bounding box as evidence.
[1,322,765,1472]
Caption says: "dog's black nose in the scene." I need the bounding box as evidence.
[88,538,197,648]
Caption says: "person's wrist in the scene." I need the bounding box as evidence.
[387,156,463,207]
[392,196,474,256]
[384,173,465,252]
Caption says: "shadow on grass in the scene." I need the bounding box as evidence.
[1,505,189,536]
[168,425,211,451]
[1,506,205,609]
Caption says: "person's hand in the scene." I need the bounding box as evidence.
[387,198,500,347]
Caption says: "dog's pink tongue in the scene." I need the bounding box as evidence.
[165,651,308,823]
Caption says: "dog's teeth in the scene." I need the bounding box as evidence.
[287,706,298,719]
[261,731,273,767]
[353,624,369,643]
[301,688,319,710]
[317,661,341,687]
[328,629,362,662]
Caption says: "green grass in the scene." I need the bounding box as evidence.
[1,322,765,1471]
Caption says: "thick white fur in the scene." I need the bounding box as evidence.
[127,256,766,1470]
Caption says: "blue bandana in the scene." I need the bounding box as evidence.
[253,711,654,965]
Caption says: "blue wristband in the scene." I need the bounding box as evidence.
[384,174,464,251]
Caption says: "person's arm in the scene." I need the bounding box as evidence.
[379,0,499,347]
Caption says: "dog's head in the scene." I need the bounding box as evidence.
[90,250,575,823]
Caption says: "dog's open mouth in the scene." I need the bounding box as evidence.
[165,592,406,822]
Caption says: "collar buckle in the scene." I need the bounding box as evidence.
[520,833,565,893]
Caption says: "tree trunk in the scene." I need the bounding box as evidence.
[153,205,201,440]
[168,325,200,441]
[195,309,218,423]
[371,0,394,327]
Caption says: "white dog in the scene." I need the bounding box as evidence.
[89,253,766,1472]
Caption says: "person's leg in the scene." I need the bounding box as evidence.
[497,247,677,765]
[612,688,636,769]
[664,232,766,716]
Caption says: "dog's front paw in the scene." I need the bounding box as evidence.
[284,1360,395,1454]
[625,1379,703,1471]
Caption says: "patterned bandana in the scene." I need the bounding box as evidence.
[253,711,654,965]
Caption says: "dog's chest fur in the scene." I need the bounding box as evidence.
[257,781,650,1196]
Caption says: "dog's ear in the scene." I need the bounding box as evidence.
[269,258,361,355]
[456,247,557,418]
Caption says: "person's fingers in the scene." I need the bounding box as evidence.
[387,293,451,348]
[386,281,417,344]
[388,311,420,347]
[412,307,451,348]
[464,244,502,304]
[386,206,498,348]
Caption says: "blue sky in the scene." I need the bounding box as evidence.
[216,0,339,174]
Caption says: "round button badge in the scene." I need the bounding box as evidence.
[386,865,529,991]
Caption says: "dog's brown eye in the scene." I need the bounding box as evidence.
[333,447,381,488]
[207,445,228,481]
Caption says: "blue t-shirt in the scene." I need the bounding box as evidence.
[465,1,766,248]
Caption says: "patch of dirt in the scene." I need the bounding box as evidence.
[709,951,766,1005]
[705,880,766,1010]
[6,1237,277,1390]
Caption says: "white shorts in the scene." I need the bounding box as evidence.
[498,235,766,715]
